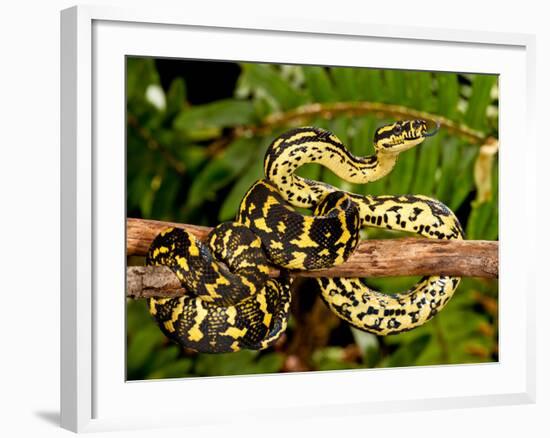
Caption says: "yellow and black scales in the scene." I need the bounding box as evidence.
[146,120,464,353]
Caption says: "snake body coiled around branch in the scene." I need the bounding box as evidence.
[146,224,292,353]
[146,119,464,352]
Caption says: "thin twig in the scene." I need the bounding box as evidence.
[204,101,496,160]
[237,101,492,145]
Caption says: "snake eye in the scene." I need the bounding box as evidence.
[394,124,402,135]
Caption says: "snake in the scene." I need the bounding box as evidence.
[146,119,464,353]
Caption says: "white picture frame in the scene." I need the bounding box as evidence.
[60,4,536,433]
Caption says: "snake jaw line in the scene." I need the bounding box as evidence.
[378,136,426,155]
[374,119,433,154]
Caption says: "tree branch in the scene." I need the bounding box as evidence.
[126,218,498,299]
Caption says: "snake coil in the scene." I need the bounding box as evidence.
[146,119,464,353]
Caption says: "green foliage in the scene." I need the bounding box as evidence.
[184,137,258,211]
[126,57,499,379]
[174,99,257,140]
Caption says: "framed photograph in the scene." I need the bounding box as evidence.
[61,5,535,433]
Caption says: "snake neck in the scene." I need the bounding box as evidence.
[265,132,399,209]
[358,152,399,182]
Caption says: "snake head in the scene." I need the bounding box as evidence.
[374,119,439,153]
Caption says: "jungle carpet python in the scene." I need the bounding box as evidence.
[146,120,464,353]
